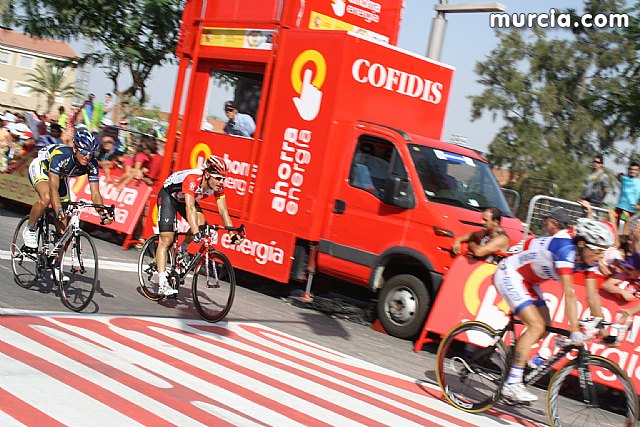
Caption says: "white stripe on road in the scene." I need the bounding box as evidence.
[0,250,138,272]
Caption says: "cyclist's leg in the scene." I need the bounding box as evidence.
[494,264,543,402]
[53,178,70,240]
[156,189,176,275]
[176,202,204,251]
[27,158,50,229]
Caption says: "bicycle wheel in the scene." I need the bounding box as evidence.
[547,354,638,427]
[11,215,43,288]
[58,230,98,312]
[436,321,509,412]
[137,235,174,301]
[192,250,235,322]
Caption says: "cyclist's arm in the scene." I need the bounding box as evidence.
[216,196,234,228]
[560,273,580,333]
[184,193,200,235]
[48,172,64,216]
[584,276,605,319]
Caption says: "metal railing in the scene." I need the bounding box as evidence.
[522,195,610,238]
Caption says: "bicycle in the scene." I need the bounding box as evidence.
[10,201,115,312]
[137,223,244,323]
[435,312,638,426]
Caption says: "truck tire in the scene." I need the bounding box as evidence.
[377,274,430,340]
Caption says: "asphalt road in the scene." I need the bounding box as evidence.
[0,199,552,425]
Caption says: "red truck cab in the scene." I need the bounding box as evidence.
[145,0,525,339]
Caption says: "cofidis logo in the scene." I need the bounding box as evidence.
[291,50,326,121]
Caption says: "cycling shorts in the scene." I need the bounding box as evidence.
[493,261,546,315]
[157,188,202,233]
[27,158,70,202]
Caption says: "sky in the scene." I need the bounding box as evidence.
[73,1,598,154]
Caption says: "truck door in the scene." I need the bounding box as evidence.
[320,133,414,283]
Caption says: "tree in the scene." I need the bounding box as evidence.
[18,61,80,113]
[6,0,184,114]
[470,0,638,199]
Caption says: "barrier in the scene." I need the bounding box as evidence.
[67,169,152,249]
[0,157,151,250]
[523,195,609,237]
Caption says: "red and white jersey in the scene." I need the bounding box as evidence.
[162,169,224,202]
[503,230,580,284]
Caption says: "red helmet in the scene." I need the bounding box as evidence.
[202,155,228,175]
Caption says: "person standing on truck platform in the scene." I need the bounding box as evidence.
[493,211,613,403]
[579,154,609,208]
[223,101,255,138]
[452,207,510,263]
[154,155,243,296]
[615,162,640,235]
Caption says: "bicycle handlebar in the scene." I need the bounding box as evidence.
[199,223,246,236]
[65,201,116,225]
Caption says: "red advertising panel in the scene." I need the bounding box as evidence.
[336,36,454,140]
[282,0,404,45]
[419,256,640,391]
[67,170,151,236]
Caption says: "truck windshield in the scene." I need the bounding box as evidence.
[408,144,512,216]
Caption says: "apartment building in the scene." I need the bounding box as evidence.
[0,27,77,114]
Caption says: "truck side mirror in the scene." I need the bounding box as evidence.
[383,176,416,209]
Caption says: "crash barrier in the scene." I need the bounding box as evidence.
[523,195,609,237]
[0,155,151,250]
[501,187,520,216]
[415,255,640,392]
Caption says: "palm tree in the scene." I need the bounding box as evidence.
[18,61,80,113]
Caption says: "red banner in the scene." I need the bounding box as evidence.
[418,255,640,391]
[67,169,151,236]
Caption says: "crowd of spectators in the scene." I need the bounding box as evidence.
[0,105,164,191]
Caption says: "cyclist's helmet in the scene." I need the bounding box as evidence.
[202,155,228,175]
[574,218,614,249]
[73,129,98,152]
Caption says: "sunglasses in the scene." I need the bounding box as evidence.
[593,160,602,164]
[585,244,606,254]
[78,149,95,157]
[209,175,226,182]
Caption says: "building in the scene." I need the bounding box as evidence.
[0,27,77,114]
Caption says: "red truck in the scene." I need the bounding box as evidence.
[144,0,525,339]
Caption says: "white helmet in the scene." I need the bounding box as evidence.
[574,218,614,248]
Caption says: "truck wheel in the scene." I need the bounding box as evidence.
[377,274,430,340]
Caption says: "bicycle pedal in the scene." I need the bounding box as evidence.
[166,293,178,300]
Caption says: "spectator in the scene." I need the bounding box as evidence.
[96,127,120,181]
[102,93,115,126]
[37,123,64,148]
[452,207,510,263]
[580,154,609,208]
[223,100,255,137]
[615,162,640,235]
[57,106,68,129]
[115,135,156,191]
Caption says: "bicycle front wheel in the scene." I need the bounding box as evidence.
[435,321,509,413]
[192,250,235,323]
[11,215,43,289]
[547,354,638,427]
[137,235,174,301]
[58,230,98,312]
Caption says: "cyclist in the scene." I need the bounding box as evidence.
[23,129,114,280]
[155,155,242,296]
[493,213,613,403]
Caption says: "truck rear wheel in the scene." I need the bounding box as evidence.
[377,274,430,340]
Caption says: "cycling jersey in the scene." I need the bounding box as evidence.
[162,169,225,202]
[34,145,99,182]
[494,230,597,314]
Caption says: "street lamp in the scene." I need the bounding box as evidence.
[427,1,506,61]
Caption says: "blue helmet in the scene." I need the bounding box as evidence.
[73,129,98,151]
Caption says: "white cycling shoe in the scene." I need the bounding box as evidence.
[51,268,70,284]
[501,382,538,403]
[22,226,38,249]
[158,275,178,297]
